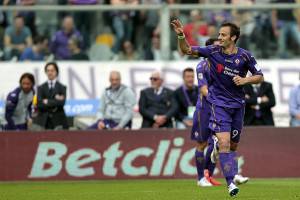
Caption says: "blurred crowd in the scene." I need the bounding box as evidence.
[0,0,300,61]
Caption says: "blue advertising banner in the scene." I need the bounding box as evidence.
[0,99,100,117]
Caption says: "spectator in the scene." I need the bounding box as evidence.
[68,36,89,60]
[4,73,35,130]
[272,0,300,58]
[144,34,161,60]
[50,15,83,60]
[140,0,161,52]
[174,68,198,129]
[183,10,209,46]
[4,15,32,60]
[289,73,300,127]
[69,0,99,47]
[88,71,136,130]
[244,81,276,126]
[16,0,37,37]
[110,0,138,54]
[33,62,68,130]
[35,0,59,39]
[19,35,48,61]
[117,40,141,60]
[139,71,177,128]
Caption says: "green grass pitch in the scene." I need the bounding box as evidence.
[1,179,300,200]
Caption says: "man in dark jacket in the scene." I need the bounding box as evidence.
[139,71,177,128]
[174,67,198,129]
[4,73,35,130]
[244,81,276,126]
[34,62,68,130]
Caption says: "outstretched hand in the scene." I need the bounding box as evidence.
[171,19,184,35]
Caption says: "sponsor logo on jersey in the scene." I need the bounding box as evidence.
[217,64,224,73]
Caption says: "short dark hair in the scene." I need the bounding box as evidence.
[220,22,240,43]
[33,35,47,45]
[44,62,59,75]
[19,73,35,86]
[14,15,24,21]
[182,67,194,77]
[205,38,219,46]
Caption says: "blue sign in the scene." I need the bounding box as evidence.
[0,99,100,117]
[0,100,4,115]
[64,99,99,116]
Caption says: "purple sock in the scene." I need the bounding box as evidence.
[219,152,235,186]
[231,151,238,176]
[195,150,205,180]
[205,143,216,176]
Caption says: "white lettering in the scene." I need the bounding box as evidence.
[65,148,101,177]
[121,148,153,176]
[103,142,123,176]
[149,140,170,176]
[179,148,197,175]
[29,142,67,178]
[163,138,184,176]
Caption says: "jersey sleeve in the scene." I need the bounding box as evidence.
[196,61,208,88]
[247,52,263,76]
[191,45,212,58]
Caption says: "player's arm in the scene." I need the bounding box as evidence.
[200,85,208,97]
[171,19,198,57]
[197,64,209,96]
[234,53,264,86]
[233,74,263,86]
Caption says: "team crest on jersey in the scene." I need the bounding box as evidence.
[194,131,199,137]
[235,59,240,65]
[217,64,224,73]
[198,73,203,80]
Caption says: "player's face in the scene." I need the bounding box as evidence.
[21,77,33,94]
[183,71,194,88]
[218,26,234,48]
[46,65,58,81]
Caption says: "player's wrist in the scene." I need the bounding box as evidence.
[177,32,185,40]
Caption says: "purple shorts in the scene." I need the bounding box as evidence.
[190,105,212,142]
[209,103,244,143]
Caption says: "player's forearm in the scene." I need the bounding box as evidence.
[177,34,191,55]
[200,86,208,97]
[245,75,264,85]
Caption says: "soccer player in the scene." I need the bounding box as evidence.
[171,20,264,196]
[192,38,221,187]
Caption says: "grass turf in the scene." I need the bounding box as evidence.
[0,179,300,200]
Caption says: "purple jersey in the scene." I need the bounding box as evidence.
[192,45,263,108]
[196,59,210,109]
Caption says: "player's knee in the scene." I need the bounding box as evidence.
[218,139,230,152]
[196,141,207,151]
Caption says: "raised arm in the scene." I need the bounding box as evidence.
[171,19,199,57]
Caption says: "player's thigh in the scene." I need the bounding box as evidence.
[231,107,245,144]
[191,109,211,143]
[209,104,232,134]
